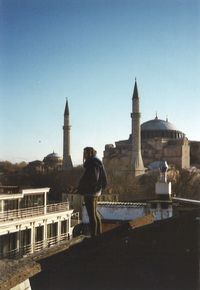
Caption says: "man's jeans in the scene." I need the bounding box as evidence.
[84,195,102,237]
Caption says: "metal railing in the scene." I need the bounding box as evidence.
[0,244,32,259]
[0,202,69,222]
[47,202,69,213]
[0,232,71,259]
[172,197,200,205]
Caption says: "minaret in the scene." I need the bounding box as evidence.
[63,99,73,170]
[131,79,145,176]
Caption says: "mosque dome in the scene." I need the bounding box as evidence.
[141,117,185,139]
[43,152,62,167]
[44,152,61,160]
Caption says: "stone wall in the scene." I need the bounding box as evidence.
[190,141,200,166]
[103,137,190,172]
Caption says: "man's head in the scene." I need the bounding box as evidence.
[83,147,97,161]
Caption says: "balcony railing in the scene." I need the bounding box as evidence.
[0,202,69,222]
[47,202,69,213]
[0,232,71,259]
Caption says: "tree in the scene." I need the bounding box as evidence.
[0,161,27,174]
[172,168,200,200]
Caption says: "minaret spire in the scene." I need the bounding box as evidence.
[131,79,145,176]
[132,78,139,99]
[63,98,73,170]
[64,98,69,116]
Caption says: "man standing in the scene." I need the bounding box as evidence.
[78,147,107,237]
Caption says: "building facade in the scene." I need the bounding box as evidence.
[0,187,79,259]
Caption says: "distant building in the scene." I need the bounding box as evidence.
[43,152,63,171]
[0,187,79,259]
[26,152,63,173]
[103,81,191,173]
[26,160,44,173]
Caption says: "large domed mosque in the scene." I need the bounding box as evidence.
[43,152,63,170]
[103,81,200,173]
[103,115,190,172]
[27,151,63,172]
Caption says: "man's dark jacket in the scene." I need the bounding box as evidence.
[78,157,107,196]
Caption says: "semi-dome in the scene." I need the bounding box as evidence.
[141,117,185,139]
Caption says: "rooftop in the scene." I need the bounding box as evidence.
[30,208,200,290]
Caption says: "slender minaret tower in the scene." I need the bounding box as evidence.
[131,79,145,176]
[63,99,73,170]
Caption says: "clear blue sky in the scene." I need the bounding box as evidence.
[0,0,199,165]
